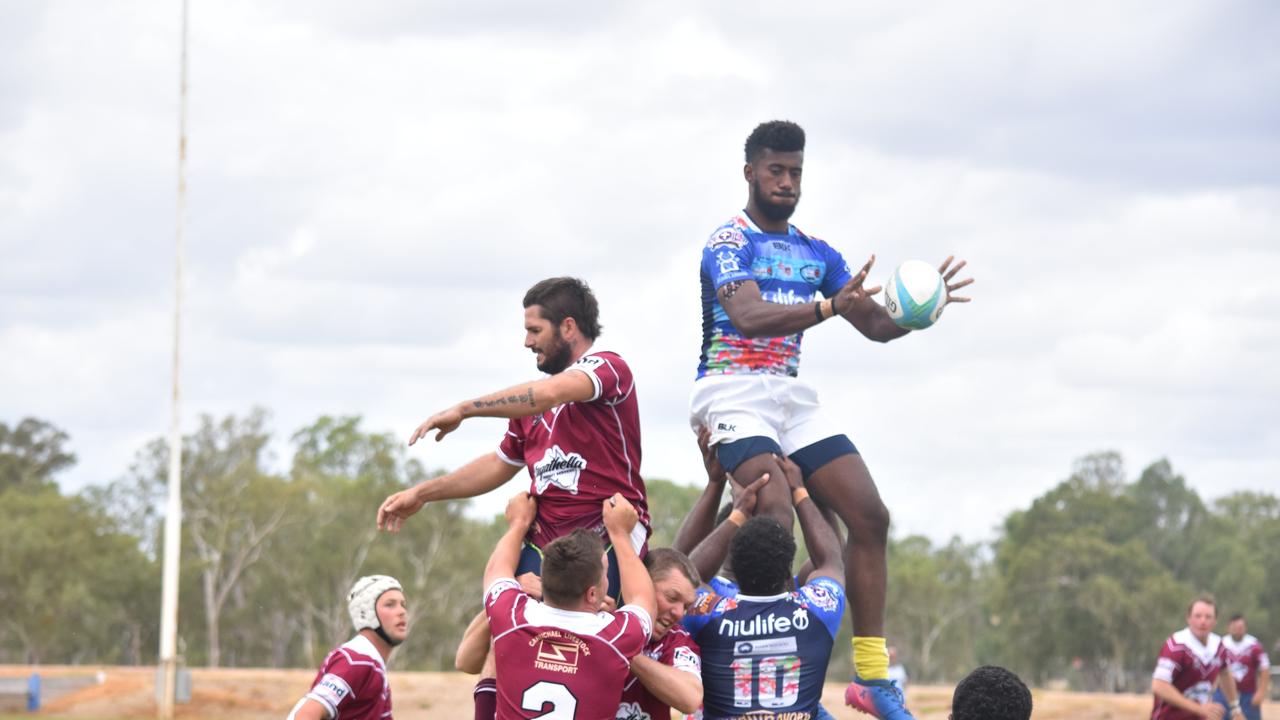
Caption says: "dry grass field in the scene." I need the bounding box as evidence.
[3,665,1276,719]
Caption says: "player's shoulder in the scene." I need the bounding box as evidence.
[798,576,845,610]
[704,215,753,250]
[326,636,385,685]
[689,588,737,617]
[575,349,628,372]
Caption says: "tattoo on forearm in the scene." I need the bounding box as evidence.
[472,388,536,410]
[721,281,744,300]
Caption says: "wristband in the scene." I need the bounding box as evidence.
[792,488,810,505]
[813,301,824,323]
[728,509,747,527]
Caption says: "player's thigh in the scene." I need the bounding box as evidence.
[800,446,889,533]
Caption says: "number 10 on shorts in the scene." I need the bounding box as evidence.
[731,655,803,708]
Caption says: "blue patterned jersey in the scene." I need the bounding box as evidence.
[683,576,846,719]
[697,213,853,379]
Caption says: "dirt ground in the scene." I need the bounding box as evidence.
[2,665,1276,719]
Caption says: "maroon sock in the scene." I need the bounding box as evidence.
[473,677,497,720]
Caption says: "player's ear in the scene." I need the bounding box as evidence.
[560,316,579,342]
[743,163,754,182]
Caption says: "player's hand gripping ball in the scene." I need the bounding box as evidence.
[884,259,947,330]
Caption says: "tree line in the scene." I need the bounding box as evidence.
[1,414,1276,693]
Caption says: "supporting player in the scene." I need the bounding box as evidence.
[484,491,655,719]
[948,666,1032,720]
[378,276,649,595]
[1215,613,1270,720]
[683,465,845,720]
[1152,594,1242,720]
[287,575,408,720]
[618,548,704,719]
[691,119,973,719]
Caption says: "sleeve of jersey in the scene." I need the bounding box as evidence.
[702,227,754,290]
[817,240,853,297]
[680,589,720,637]
[664,632,703,677]
[1153,642,1181,682]
[605,605,654,657]
[565,352,631,405]
[483,578,523,636]
[799,577,847,638]
[496,419,526,467]
[1258,646,1271,669]
[306,655,369,718]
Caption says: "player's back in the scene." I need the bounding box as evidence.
[686,577,845,720]
[486,578,651,720]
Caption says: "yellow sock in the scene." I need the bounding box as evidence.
[852,636,889,681]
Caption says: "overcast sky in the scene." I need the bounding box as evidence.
[2,0,1277,543]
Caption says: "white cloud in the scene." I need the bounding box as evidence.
[2,0,1277,543]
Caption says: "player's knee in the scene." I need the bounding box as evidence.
[850,498,890,542]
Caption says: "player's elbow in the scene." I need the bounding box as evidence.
[671,683,703,714]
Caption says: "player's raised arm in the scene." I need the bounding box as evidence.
[781,455,843,583]
[687,471,771,584]
[377,452,521,532]
[672,427,730,555]
[408,370,595,445]
[602,493,656,620]
[483,493,537,590]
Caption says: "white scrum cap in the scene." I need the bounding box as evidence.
[348,575,403,632]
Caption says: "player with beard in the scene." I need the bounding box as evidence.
[287,575,409,720]
[690,120,973,720]
[379,276,649,595]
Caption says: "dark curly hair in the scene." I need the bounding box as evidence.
[744,120,806,163]
[729,517,795,595]
[950,666,1032,720]
[523,277,602,340]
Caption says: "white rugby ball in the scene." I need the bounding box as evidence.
[883,259,946,330]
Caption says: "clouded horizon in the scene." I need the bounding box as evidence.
[2,0,1277,543]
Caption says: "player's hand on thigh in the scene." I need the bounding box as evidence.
[697,426,727,485]
[517,572,543,600]
[1201,702,1225,720]
[731,472,772,516]
[774,454,804,491]
[377,489,425,532]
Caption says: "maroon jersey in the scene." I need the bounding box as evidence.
[289,634,391,720]
[1151,628,1228,720]
[1224,633,1271,694]
[617,627,701,720]
[485,577,652,720]
[497,350,648,549]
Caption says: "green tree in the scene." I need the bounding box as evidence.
[0,417,75,491]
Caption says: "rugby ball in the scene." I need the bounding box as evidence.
[884,260,946,330]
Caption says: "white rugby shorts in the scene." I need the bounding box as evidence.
[688,374,841,454]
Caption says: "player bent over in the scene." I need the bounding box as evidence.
[692,119,973,719]
[484,491,656,719]
[288,575,408,720]
[379,276,650,595]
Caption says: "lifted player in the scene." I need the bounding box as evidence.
[691,119,972,719]
[379,277,649,594]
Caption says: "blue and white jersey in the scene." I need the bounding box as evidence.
[697,213,853,379]
[683,576,846,720]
